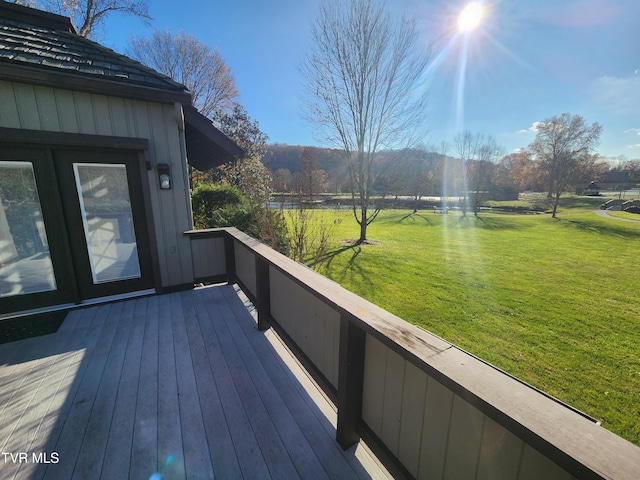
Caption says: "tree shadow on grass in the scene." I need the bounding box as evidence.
[311,243,374,292]
[556,218,640,239]
[399,212,432,224]
[453,215,532,230]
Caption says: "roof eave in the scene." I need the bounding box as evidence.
[183,105,245,171]
[0,62,192,105]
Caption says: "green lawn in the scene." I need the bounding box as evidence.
[305,204,640,445]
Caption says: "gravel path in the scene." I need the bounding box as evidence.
[594,209,640,223]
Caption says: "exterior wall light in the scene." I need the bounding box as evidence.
[157,163,171,190]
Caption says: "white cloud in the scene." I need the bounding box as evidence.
[624,128,640,136]
[516,122,544,134]
[627,144,640,149]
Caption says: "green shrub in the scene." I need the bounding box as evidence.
[192,184,246,229]
[191,183,288,254]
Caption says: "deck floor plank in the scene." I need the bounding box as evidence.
[129,296,160,480]
[100,298,144,480]
[41,303,122,480]
[156,293,186,479]
[170,292,215,479]
[11,306,100,480]
[0,285,386,480]
[209,286,334,479]
[71,301,129,480]
[180,289,242,479]
[219,285,369,480]
[202,288,302,479]
[191,288,272,479]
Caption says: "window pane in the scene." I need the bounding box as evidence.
[0,162,57,298]
[74,163,141,284]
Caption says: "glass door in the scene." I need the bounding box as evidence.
[0,149,76,314]
[73,163,142,284]
[0,146,155,315]
[0,162,57,297]
[54,149,154,300]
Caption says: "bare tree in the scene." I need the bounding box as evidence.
[129,30,238,118]
[300,0,431,244]
[22,0,151,38]
[454,132,502,218]
[530,113,602,218]
[273,168,293,193]
[297,147,327,200]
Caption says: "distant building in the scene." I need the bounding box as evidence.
[600,171,631,186]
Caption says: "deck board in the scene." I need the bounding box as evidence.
[0,285,390,480]
[191,287,271,479]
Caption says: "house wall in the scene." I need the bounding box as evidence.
[0,80,194,288]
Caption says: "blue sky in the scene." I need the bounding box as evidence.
[101,0,640,160]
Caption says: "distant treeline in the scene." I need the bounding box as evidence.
[262,144,346,173]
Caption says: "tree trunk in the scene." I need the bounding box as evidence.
[357,206,368,244]
[551,193,560,218]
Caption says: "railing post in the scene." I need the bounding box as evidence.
[336,314,366,450]
[224,233,236,284]
[255,256,271,331]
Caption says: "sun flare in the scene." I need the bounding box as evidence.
[458,2,484,33]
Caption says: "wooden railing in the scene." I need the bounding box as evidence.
[185,227,640,480]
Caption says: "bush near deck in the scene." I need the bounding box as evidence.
[307,203,640,446]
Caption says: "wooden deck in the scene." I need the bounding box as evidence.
[0,284,390,479]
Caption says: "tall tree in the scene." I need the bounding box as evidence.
[213,103,271,205]
[300,0,431,244]
[454,132,502,218]
[530,113,602,218]
[129,30,238,118]
[297,147,326,200]
[20,0,151,38]
[498,151,546,192]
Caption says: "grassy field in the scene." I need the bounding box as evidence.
[302,199,640,445]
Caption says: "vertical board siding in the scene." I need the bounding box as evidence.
[0,81,21,128]
[13,82,40,130]
[380,347,405,455]
[35,86,61,132]
[517,445,575,480]
[144,101,194,287]
[362,334,574,480]
[443,395,485,479]
[269,268,340,388]
[362,335,387,436]
[234,242,257,297]
[54,89,79,133]
[418,376,454,480]
[0,80,195,288]
[475,417,523,480]
[398,362,428,477]
[72,90,97,135]
[191,237,226,279]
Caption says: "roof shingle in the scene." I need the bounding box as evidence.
[0,2,187,95]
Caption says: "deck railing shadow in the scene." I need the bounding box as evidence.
[185,226,640,480]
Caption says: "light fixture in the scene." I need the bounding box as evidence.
[157,163,171,190]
